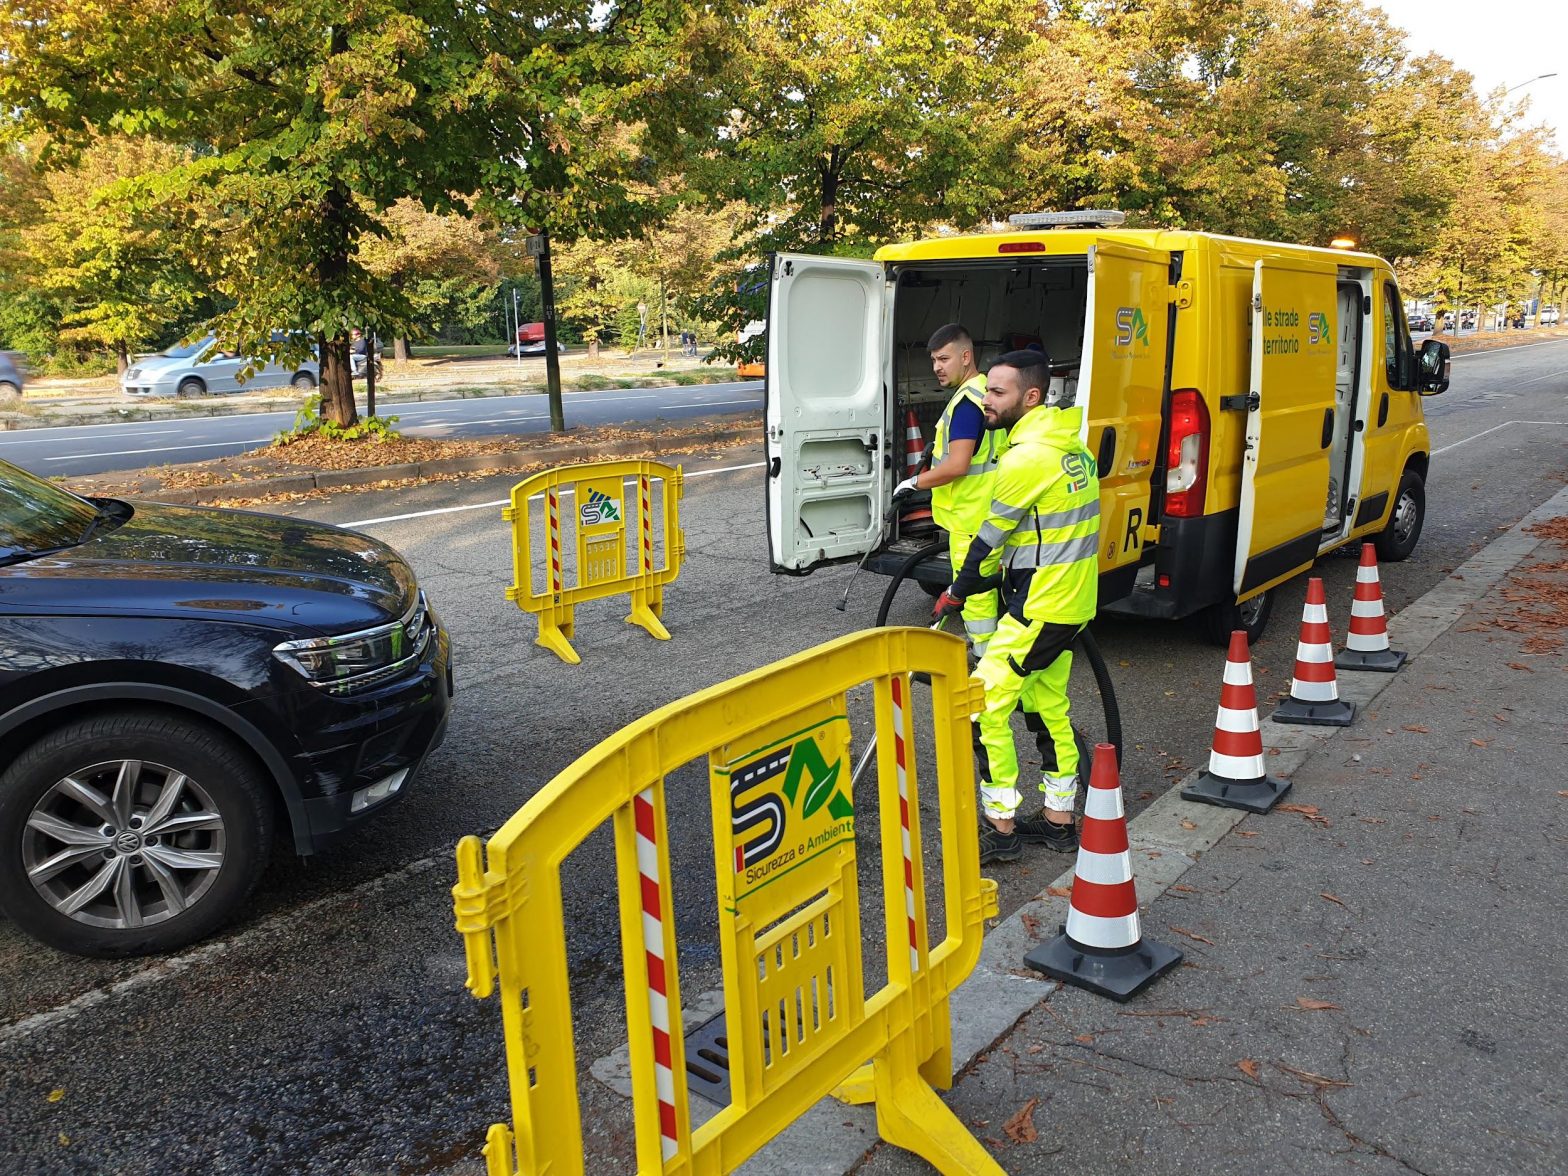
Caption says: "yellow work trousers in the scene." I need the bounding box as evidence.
[947,530,999,658]
[972,613,1082,821]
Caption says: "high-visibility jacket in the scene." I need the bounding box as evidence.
[930,373,1006,533]
[951,405,1100,624]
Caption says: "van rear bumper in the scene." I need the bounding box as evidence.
[1101,508,1238,621]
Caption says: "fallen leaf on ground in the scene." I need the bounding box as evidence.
[1278,803,1320,815]
[1320,892,1347,907]
[1296,997,1340,1011]
[1020,912,1042,939]
[46,1088,65,1103]
[1003,1097,1040,1144]
[1046,885,1072,897]
[1507,662,1535,672]
[1237,1059,1261,1080]
[1074,1034,1094,1044]
[1470,738,1490,748]
[1170,925,1216,945]
[1026,1043,1045,1054]
[1402,724,1430,733]
[1235,829,1259,837]
[1494,713,1510,723]
[1558,791,1568,798]
[1179,817,1197,830]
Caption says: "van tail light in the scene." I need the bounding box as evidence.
[1164,389,1209,518]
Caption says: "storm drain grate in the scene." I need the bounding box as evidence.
[682,1011,733,1107]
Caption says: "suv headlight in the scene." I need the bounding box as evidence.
[273,592,432,693]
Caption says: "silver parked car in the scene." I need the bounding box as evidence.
[122,335,319,398]
[0,352,24,398]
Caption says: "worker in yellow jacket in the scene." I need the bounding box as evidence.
[933,350,1100,864]
[893,324,1006,656]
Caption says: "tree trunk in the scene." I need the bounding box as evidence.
[318,332,356,424]
[116,341,130,377]
[394,336,411,362]
[819,152,840,243]
[588,337,600,360]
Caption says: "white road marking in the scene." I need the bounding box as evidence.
[341,461,765,528]
[1449,339,1568,360]
[1431,420,1568,456]
[46,438,273,461]
[1512,367,1568,386]
[0,428,180,446]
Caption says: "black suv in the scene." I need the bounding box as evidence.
[0,458,452,957]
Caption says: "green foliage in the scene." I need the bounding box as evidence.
[275,393,401,444]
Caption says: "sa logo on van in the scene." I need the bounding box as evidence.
[1114,306,1150,351]
[1307,311,1332,346]
[729,732,855,896]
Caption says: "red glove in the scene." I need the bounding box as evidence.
[932,590,965,621]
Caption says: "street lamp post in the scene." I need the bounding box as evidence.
[1503,72,1557,96]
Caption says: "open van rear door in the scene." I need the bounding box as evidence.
[765,253,889,572]
[1079,242,1169,583]
[1234,257,1340,595]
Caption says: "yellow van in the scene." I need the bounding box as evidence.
[763,212,1451,642]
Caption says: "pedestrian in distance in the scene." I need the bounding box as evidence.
[932,350,1102,865]
[893,324,1007,659]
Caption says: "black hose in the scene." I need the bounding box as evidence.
[872,537,1123,763]
[873,537,948,627]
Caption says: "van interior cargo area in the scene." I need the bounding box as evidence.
[891,259,1090,447]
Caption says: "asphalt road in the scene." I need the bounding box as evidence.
[0,379,764,477]
[1,338,1565,1173]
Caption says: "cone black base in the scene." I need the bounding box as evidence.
[1024,932,1184,1003]
[1272,696,1356,726]
[1335,647,1407,672]
[1181,771,1291,814]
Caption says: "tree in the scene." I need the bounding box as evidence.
[358,200,505,361]
[19,136,202,374]
[1,1,700,425]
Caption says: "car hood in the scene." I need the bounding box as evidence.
[125,353,200,379]
[1,500,417,635]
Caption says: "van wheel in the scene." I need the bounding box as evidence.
[0,711,273,958]
[1194,588,1273,647]
[1374,470,1425,562]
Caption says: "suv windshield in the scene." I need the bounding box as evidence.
[0,459,100,561]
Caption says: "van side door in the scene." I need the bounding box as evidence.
[1234,256,1339,596]
[1079,242,1170,587]
[765,254,889,573]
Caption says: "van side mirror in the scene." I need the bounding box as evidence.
[1417,339,1449,395]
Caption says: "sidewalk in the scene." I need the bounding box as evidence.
[742,485,1568,1175]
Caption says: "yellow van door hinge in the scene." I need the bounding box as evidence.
[1141,523,1162,545]
[1173,279,1194,309]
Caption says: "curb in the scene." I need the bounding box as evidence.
[70,423,760,504]
[741,480,1568,1175]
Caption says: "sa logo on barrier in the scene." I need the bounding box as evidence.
[579,482,623,528]
[721,716,854,907]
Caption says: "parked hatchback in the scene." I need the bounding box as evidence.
[0,458,452,957]
[122,334,319,398]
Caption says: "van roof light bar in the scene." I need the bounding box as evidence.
[1008,210,1127,229]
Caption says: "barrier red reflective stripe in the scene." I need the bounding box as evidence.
[633,788,679,1161]
[547,488,563,595]
[891,675,919,976]
[640,474,653,575]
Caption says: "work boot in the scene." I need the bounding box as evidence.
[977,821,1022,865]
[1015,811,1079,853]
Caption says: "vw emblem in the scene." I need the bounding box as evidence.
[114,830,143,854]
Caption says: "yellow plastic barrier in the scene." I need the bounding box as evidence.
[452,628,1002,1175]
[503,459,685,664]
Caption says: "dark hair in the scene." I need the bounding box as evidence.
[927,323,972,352]
[991,348,1052,399]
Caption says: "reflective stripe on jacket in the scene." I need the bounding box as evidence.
[930,372,1006,532]
[962,405,1100,624]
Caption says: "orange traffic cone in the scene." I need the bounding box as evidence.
[1335,544,1407,672]
[1024,743,1183,1001]
[898,409,934,536]
[1181,631,1291,813]
[1273,577,1356,726]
